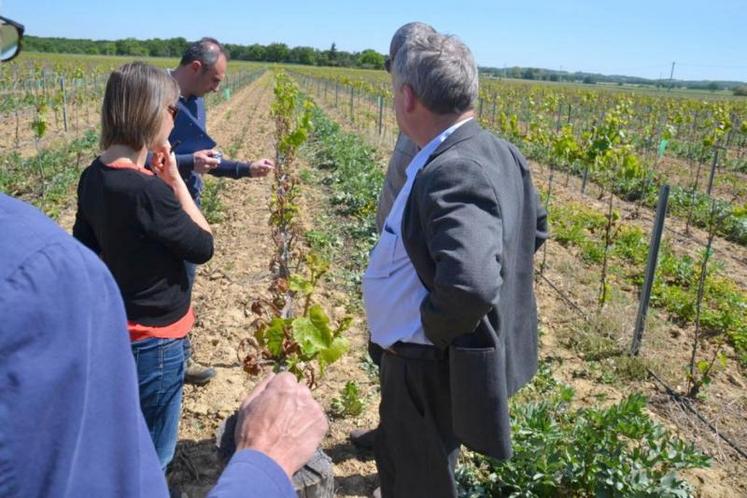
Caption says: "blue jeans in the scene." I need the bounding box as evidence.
[131,337,186,470]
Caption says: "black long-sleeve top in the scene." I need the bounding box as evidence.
[73,158,213,327]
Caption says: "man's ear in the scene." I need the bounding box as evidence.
[190,60,202,74]
[402,84,418,113]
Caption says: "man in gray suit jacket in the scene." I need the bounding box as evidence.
[362,29,547,498]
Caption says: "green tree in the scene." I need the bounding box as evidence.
[246,44,266,61]
[100,42,117,55]
[357,49,385,69]
[327,42,338,65]
[522,68,540,80]
[115,38,147,56]
[265,43,289,62]
[289,46,317,65]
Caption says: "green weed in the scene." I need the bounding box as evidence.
[457,369,710,497]
[330,380,365,418]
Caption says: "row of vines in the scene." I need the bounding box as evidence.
[289,66,747,250]
[271,72,730,497]
[0,53,266,153]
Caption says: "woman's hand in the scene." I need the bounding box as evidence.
[151,142,181,188]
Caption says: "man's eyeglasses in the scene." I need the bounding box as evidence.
[166,104,179,120]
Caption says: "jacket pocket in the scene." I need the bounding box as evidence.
[449,338,513,460]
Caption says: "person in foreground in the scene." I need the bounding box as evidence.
[362,28,547,498]
[0,202,325,496]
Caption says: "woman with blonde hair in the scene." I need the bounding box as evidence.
[73,61,213,470]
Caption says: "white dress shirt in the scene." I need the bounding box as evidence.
[362,118,473,348]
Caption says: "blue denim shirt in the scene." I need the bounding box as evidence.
[0,194,293,498]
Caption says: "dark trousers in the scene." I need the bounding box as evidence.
[375,343,460,498]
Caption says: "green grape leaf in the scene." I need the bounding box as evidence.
[292,317,327,356]
[318,337,349,371]
[289,274,314,296]
[265,317,288,357]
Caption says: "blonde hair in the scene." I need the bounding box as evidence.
[100,62,179,150]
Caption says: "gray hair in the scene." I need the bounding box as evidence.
[179,37,229,69]
[389,22,436,59]
[392,32,478,115]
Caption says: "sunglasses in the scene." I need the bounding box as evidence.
[166,104,179,120]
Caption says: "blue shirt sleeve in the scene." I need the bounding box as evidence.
[209,159,252,179]
[0,194,167,498]
[176,153,196,176]
[207,450,295,498]
[0,195,299,498]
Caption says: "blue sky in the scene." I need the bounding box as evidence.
[3,0,745,82]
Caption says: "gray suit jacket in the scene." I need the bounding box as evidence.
[402,119,547,459]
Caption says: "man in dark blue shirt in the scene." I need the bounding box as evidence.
[169,37,274,205]
[168,37,274,385]
[0,193,328,498]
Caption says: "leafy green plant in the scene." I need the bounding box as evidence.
[457,368,710,497]
[584,104,646,307]
[330,380,364,418]
[201,177,225,224]
[31,100,49,143]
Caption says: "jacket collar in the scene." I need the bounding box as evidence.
[422,118,482,169]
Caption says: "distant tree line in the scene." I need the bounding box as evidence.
[480,66,746,93]
[21,36,746,93]
[23,36,387,69]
